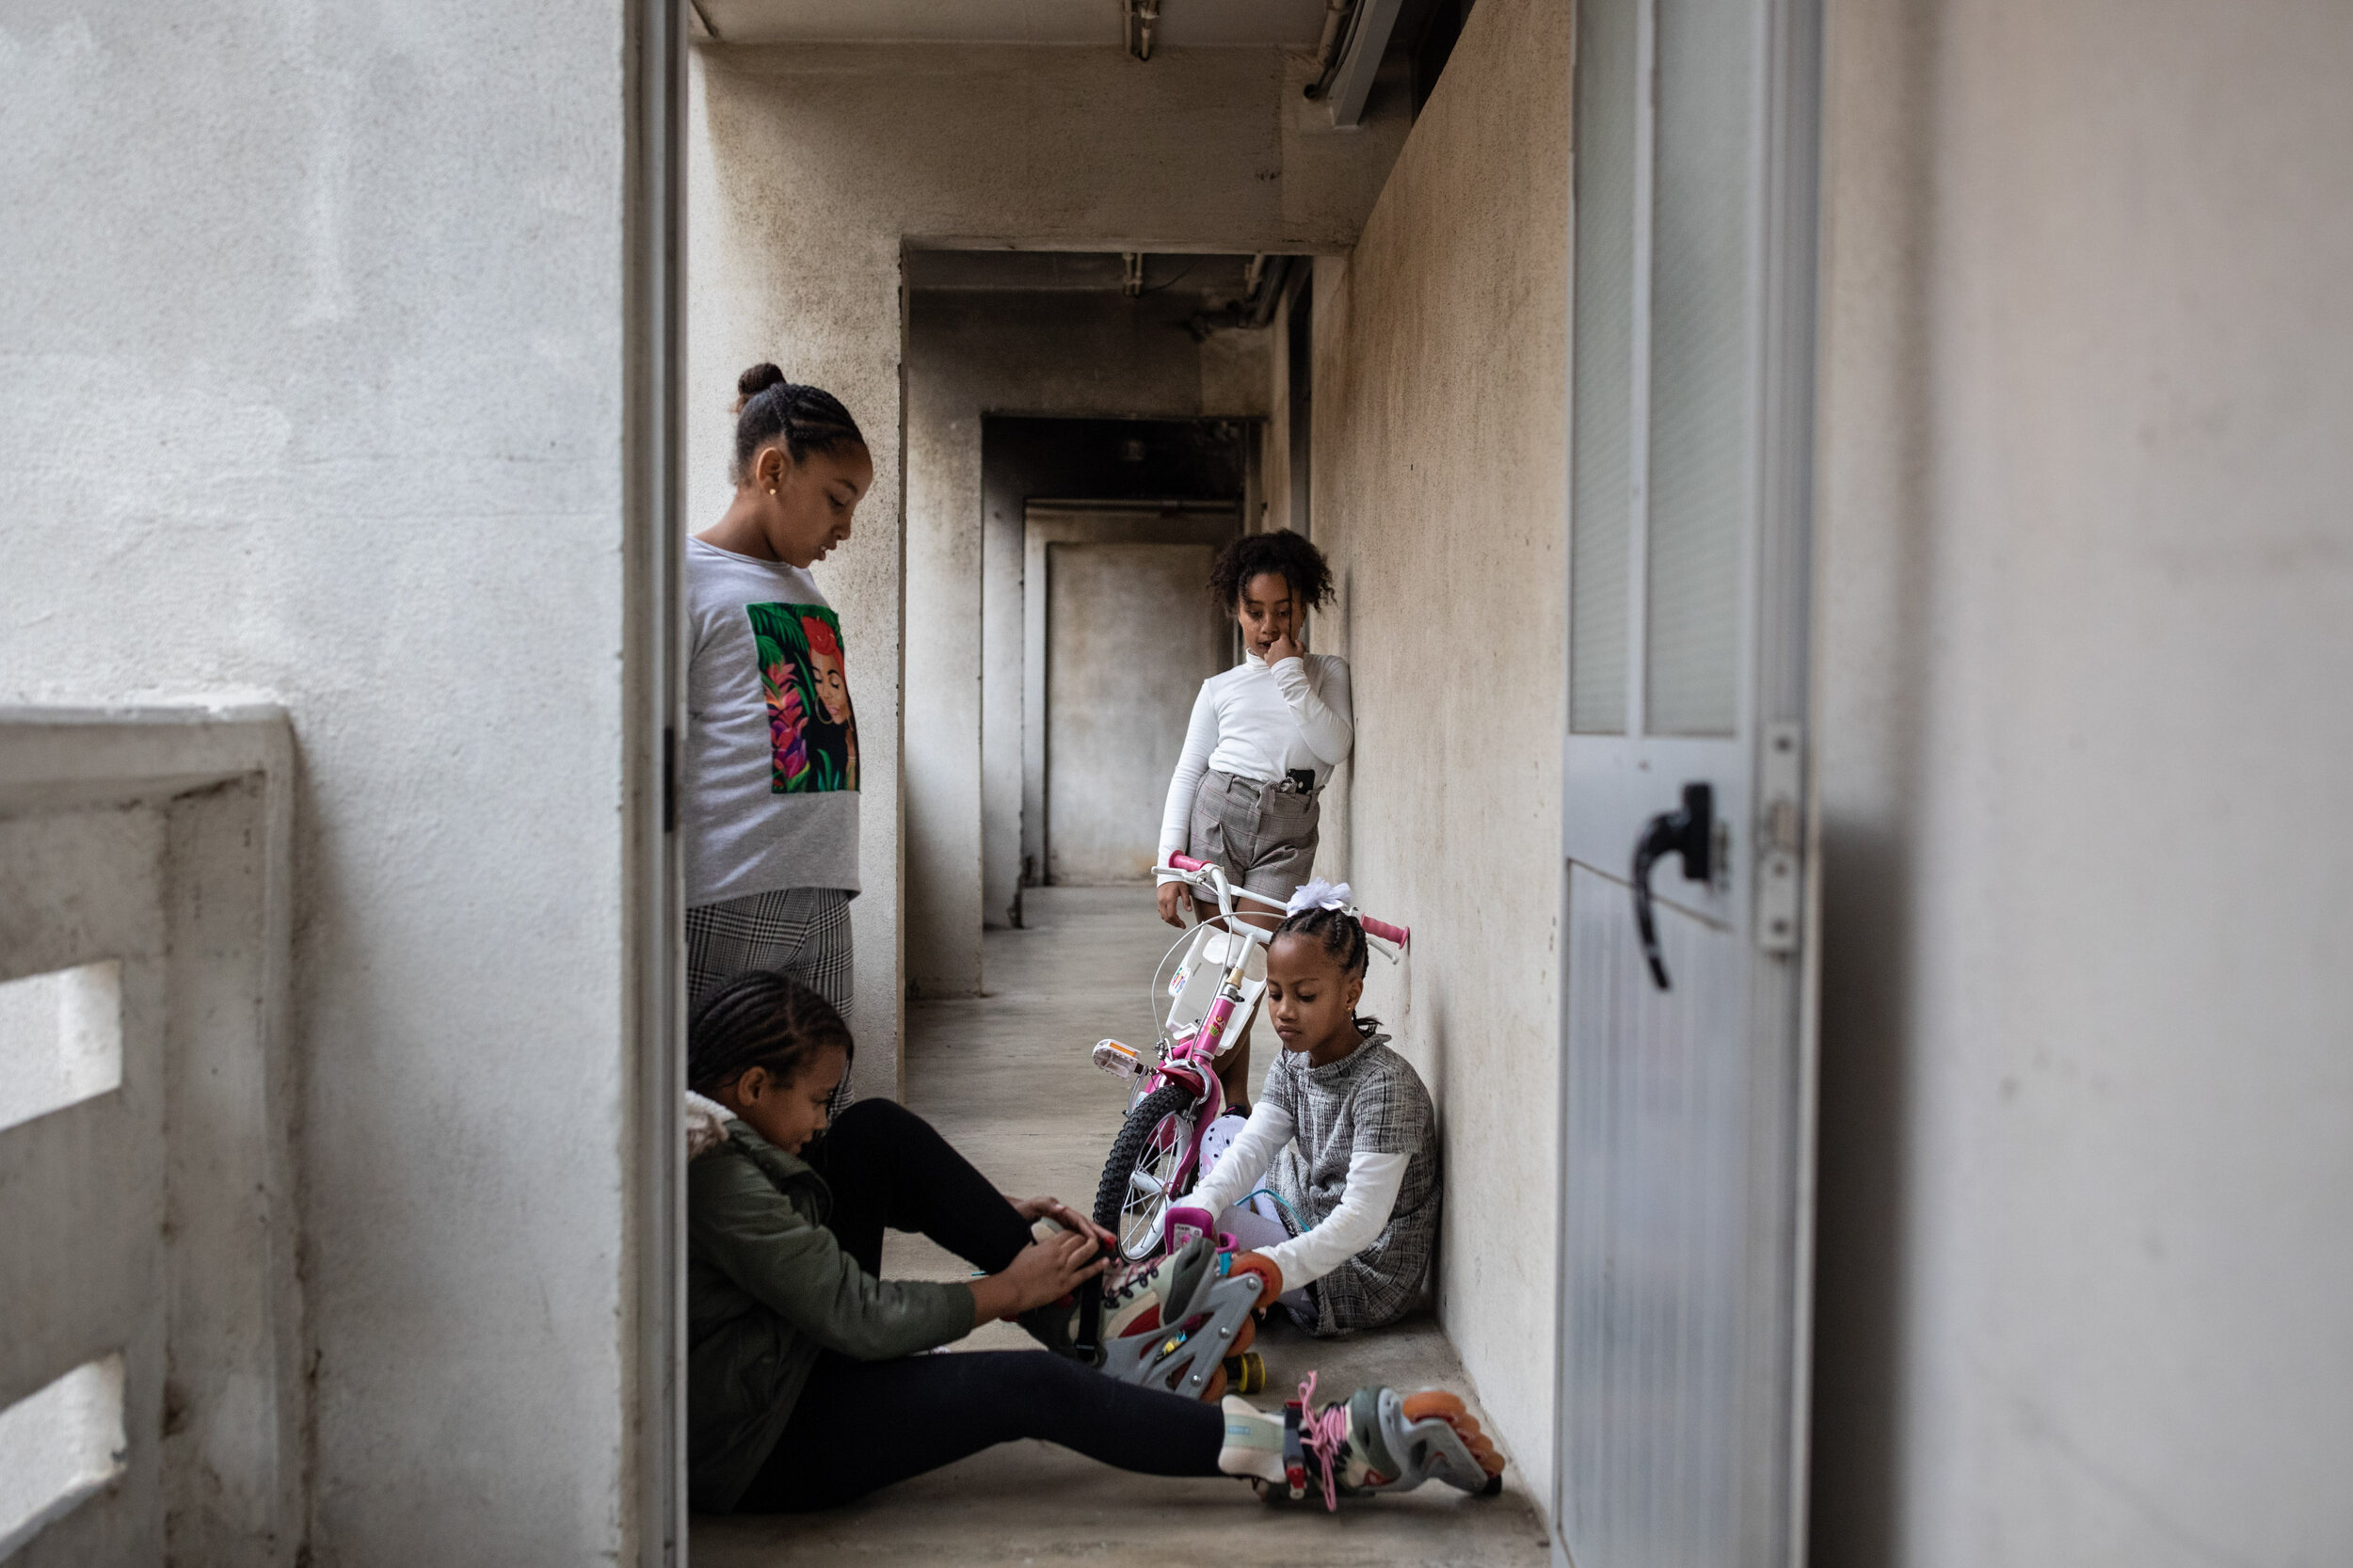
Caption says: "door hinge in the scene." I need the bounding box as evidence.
[663,725,679,835]
[1756,721,1803,954]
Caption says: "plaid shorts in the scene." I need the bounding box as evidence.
[687,886,855,1116]
[1187,769,1321,904]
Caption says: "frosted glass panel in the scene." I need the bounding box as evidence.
[1569,0,1638,735]
[1644,0,1752,736]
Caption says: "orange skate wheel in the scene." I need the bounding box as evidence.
[1401,1390,1505,1477]
[1229,1252,1283,1308]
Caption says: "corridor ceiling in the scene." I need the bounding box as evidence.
[695,0,1332,46]
[904,250,1263,312]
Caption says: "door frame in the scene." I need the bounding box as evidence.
[1550,0,1825,1559]
[624,0,686,1559]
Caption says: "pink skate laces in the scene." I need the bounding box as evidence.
[1295,1371,1350,1512]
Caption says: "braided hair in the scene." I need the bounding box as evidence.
[1270,904,1381,1035]
[687,971,856,1099]
[1207,529,1335,616]
[730,362,868,485]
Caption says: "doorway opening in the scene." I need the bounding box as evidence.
[902,248,1279,989]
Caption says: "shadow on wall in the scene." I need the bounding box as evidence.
[1808,818,1917,1568]
[1807,0,1937,1557]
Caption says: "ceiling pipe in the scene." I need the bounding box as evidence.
[1307,0,1406,126]
[1187,253,1296,341]
[1305,0,1355,87]
[1241,255,1292,329]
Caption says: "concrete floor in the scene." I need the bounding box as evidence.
[693,886,1554,1567]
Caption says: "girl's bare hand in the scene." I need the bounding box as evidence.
[1000,1231,1108,1315]
[1011,1194,1115,1249]
[1264,626,1304,664]
[1156,879,1190,928]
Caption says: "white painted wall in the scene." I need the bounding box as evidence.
[1299,0,1573,1495]
[689,41,1403,1027]
[1811,3,2353,1561]
[0,5,646,1562]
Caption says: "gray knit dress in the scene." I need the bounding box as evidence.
[1259,1032,1441,1335]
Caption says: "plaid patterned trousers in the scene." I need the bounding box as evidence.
[686,886,856,1116]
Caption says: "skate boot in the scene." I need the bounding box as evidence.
[1016,1218,1279,1402]
[1216,1372,1506,1508]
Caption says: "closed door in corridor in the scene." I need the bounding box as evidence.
[1044,540,1227,884]
[1558,0,1822,1563]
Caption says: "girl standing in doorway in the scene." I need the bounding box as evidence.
[1155,530,1353,1110]
[685,362,872,1115]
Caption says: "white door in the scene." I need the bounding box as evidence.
[1556,0,1821,1563]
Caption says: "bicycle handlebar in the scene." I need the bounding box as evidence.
[1163,855,1411,950]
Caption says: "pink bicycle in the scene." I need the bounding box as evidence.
[1088,853,1409,1262]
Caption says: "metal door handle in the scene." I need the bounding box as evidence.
[1632,782,1715,990]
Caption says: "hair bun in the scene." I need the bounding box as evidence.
[734,361,787,410]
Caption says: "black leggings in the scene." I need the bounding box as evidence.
[735,1099,1225,1512]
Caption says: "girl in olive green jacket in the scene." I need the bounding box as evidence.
[683,971,1503,1514]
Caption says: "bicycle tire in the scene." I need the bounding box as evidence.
[1094,1081,1198,1260]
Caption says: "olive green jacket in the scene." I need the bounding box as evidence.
[686,1121,975,1512]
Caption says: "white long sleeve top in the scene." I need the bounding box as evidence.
[1156,651,1353,863]
[1190,1098,1408,1295]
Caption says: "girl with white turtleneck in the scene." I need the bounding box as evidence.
[1155,529,1353,1109]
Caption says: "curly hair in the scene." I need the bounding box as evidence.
[729,362,868,485]
[1207,529,1334,616]
[687,971,856,1098]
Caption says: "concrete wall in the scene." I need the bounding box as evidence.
[0,5,646,1562]
[1299,0,1573,1493]
[1810,2,2353,1562]
[689,41,1403,1021]
[905,289,1266,990]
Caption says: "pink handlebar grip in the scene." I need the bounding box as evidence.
[1168,853,1210,873]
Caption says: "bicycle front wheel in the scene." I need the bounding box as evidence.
[1094,1081,1197,1262]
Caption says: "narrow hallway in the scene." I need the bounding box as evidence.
[693,887,1552,1566]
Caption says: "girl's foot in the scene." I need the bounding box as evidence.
[1216,1374,1505,1506]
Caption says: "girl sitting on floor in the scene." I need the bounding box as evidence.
[1189,883,1441,1337]
[682,970,1497,1514]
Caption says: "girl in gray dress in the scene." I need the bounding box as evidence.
[1187,887,1440,1336]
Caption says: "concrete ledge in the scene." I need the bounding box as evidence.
[0,706,303,1566]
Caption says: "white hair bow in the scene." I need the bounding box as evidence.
[1285,878,1353,916]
